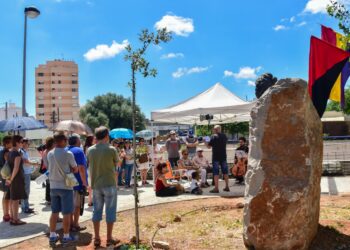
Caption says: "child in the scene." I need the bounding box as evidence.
[155,163,184,197]
[190,171,203,195]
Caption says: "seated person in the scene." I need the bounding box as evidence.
[155,163,184,197]
[192,148,211,187]
[190,171,203,195]
[233,152,247,185]
[178,149,207,188]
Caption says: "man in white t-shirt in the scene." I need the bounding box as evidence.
[21,138,39,214]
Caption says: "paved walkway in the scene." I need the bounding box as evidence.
[0,176,349,248]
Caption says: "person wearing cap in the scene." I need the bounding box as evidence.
[67,134,88,232]
[165,131,181,169]
[21,138,40,214]
[185,131,198,159]
[192,147,211,187]
[206,125,230,193]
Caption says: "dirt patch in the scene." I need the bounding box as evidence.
[6,195,350,250]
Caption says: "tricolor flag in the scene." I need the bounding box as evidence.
[309,36,350,117]
[321,25,350,108]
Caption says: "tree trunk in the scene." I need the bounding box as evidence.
[131,61,140,248]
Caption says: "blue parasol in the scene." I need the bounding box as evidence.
[0,116,47,132]
[109,128,133,139]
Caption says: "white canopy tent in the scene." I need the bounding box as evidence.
[151,82,255,125]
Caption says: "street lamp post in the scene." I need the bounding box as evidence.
[22,6,40,117]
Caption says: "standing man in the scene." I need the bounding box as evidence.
[67,134,88,232]
[185,132,198,159]
[21,138,39,214]
[47,132,78,247]
[165,130,181,169]
[206,125,230,193]
[87,126,119,248]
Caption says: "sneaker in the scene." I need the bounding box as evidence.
[209,189,219,193]
[49,235,59,247]
[62,236,75,246]
[223,187,230,192]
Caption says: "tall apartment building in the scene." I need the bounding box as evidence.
[35,60,80,127]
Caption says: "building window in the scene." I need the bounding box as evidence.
[72,73,77,77]
[37,96,44,100]
[38,88,44,92]
[72,103,79,107]
[72,96,77,99]
[37,72,44,76]
[52,72,55,76]
[72,88,77,92]
[52,81,55,84]
[52,104,56,107]
[52,88,56,91]
[52,97,56,100]
[37,81,44,85]
[58,80,61,84]
[57,73,61,76]
[38,104,44,108]
[72,80,78,84]
[38,112,44,116]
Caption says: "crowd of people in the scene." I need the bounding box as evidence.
[0,124,248,247]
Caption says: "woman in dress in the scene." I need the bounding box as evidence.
[5,135,27,225]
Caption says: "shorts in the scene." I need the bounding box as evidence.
[92,186,117,223]
[73,190,81,208]
[212,161,228,176]
[138,162,149,170]
[50,189,74,215]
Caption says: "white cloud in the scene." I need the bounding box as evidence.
[225,66,262,79]
[172,66,209,78]
[290,16,296,22]
[84,40,129,62]
[297,21,307,27]
[161,52,184,59]
[274,25,287,31]
[303,0,330,14]
[224,70,234,77]
[248,80,256,86]
[155,14,194,37]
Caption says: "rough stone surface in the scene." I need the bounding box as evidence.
[243,78,323,250]
[153,241,170,250]
[173,214,182,222]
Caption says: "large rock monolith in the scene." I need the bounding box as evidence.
[243,78,323,250]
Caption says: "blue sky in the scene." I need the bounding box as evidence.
[0,0,343,118]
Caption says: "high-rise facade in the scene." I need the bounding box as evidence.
[35,60,80,127]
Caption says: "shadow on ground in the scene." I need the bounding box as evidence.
[310,224,350,250]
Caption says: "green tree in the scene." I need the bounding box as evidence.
[79,93,146,131]
[326,87,350,114]
[327,0,350,36]
[124,28,172,248]
[224,122,249,138]
[195,125,214,136]
[195,122,249,138]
